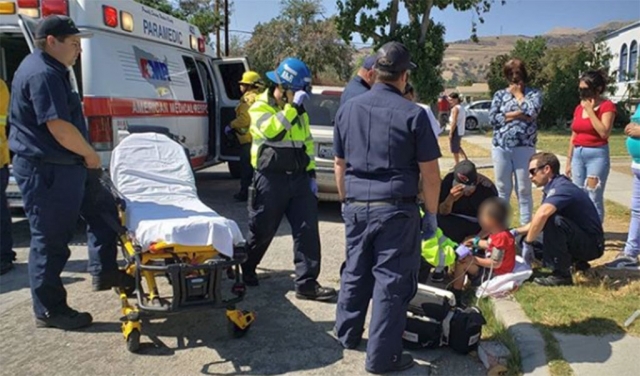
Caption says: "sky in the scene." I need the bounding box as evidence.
[227,0,640,46]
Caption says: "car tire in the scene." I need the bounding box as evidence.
[228,161,242,179]
[465,117,478,130]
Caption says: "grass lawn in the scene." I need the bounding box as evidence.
[437,134,492,159]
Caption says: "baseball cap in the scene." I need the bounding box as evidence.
[35,15,93,39]
[453,160,478,186]
[362,55,377,70]
[374,41,417,73]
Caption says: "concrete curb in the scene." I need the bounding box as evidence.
[491,297,550,376]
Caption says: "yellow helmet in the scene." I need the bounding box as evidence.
[239,71,264,86]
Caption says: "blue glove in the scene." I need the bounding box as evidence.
[509,228,519,238]
[421,212,437,240]
[224,125,234,135]
[293,90,310,106]
[310,178,318,197]
[522,241,535,266]
[455,244,472,259]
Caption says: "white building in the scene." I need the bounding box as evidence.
[601,20,640,103]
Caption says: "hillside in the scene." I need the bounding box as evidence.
[442,20,635,85]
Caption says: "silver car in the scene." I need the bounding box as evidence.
[307,86,343,201]
[464,100,492,130]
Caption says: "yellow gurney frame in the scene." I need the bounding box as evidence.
[101,173,255,353]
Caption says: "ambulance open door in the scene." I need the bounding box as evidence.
[210,57,248,178]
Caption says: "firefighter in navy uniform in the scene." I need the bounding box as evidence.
[333,42,442,374]
[8,15,133,330]
[241,57,337,302]
[225,71,265,202]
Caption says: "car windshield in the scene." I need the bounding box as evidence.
[307,94,341,126]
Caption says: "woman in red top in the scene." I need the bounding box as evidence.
[566,70,616,222]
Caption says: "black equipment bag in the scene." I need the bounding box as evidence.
[442,306,486,354]
[403,313,443,349]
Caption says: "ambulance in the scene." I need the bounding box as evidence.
[0,0,249,207]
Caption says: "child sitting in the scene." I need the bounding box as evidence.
[451,197,516,303]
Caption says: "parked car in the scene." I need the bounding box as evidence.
[307,86,343,201]
[464,100,492,130]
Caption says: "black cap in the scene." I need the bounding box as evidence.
[35,15,93,39]
[453,160,478,186]
[374,41,417,72]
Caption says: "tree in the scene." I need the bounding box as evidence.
[335,0,506,103]
[227,34,247,57]
[244,0,354,83]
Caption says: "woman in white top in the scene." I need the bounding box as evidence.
[448,92,467,164]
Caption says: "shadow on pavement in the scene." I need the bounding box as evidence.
[0,260,88,295]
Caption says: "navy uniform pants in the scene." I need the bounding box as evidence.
[242,170,321,292]
[12,156,119,317]
[1,165,16,263]
[238,143,253,196]
[335,202,420,373]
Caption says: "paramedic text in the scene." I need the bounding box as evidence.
[143,20,183,45]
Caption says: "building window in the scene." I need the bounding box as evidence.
[619,44,628,82]
[630,40,638,81]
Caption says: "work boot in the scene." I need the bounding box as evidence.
[0,260,14,275]
[242,271,259,287]
[533,273,573,287]
[92,270,135,294]
[35,306,93,330]
[295,285,337,302]
[573,260,591,272]
[430,270,445,283]
[366,353,415,374]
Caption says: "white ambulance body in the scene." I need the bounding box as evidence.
[1,0,249,206]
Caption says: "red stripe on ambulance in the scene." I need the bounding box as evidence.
[84,97,208,117]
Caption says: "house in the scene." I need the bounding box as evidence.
[600,20,640,103]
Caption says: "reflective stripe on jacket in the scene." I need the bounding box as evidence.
[249,90,315,172]
[421,227,457,269]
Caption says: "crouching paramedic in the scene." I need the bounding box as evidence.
[225,71,265,202]
[419,216,457,284]
[8,15,133,330]
[241,57,337,302]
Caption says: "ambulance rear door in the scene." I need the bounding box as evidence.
[210,57,248,163]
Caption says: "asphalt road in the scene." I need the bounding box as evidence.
[0,164,485,376]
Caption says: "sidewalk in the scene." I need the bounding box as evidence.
[463,134,639,376]
[463,134,634,209]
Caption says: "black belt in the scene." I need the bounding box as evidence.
[345,197,417,205]
[19,155,84,166]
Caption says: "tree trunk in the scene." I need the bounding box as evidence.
[389,0,399,35]
[419,0,434,45]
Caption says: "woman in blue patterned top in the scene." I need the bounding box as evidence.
[489,59,543,225]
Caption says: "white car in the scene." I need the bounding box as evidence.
[306,86,343,201]
[464,100,492,130]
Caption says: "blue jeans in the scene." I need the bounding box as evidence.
[625,168,640,258]
[571,145,610,222]
[492,146,534,225]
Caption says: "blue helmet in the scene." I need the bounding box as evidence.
[266,57,312,92]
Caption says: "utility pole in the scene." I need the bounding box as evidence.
[215,0,221,57]
[224,0,229,56]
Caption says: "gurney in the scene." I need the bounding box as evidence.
[105,132,255,352]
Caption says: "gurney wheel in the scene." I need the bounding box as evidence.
[227,317,250,339]
[126,329,141,353]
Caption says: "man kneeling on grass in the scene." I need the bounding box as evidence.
[512,152,604,286]
[451,197,516,303]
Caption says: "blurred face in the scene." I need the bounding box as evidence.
[47,35,81,67]
[478,209,497,232]
[528,160,551,187]
[448,96,458,106]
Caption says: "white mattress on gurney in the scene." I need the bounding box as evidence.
[110,133,244,258]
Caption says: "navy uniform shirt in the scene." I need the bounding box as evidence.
[542,175,603,237]
[9,49,87,161]
[333,83,441,201]
[339,76,371,107]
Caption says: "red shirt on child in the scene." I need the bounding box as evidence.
[486,231,516,276]
[571,100,616,147]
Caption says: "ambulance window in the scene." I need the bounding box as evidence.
[182,56,204,101]
[218,62,245,100]
[195,60,214,99]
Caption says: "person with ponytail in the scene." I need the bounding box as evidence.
[566,70,616,222]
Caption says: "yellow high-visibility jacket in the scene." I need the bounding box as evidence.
[421,227,458,269]
[248,90,315,172]
[230,90,260,145]
[0,79,9,167]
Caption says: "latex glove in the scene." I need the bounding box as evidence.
[310,178,318,197]
[509,228,519,238]
[455,244,472,260]
[421,212,437,240]
[522,241,535,266]
[293,90,310,106]
[224,125,234,135]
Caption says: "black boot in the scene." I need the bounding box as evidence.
[35,306,93,330]
[366,353,415,374]
[92,270,135,293]
[534,272,573,287]
[295,285,337,302]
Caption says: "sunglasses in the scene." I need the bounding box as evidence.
[528,165,547,176]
